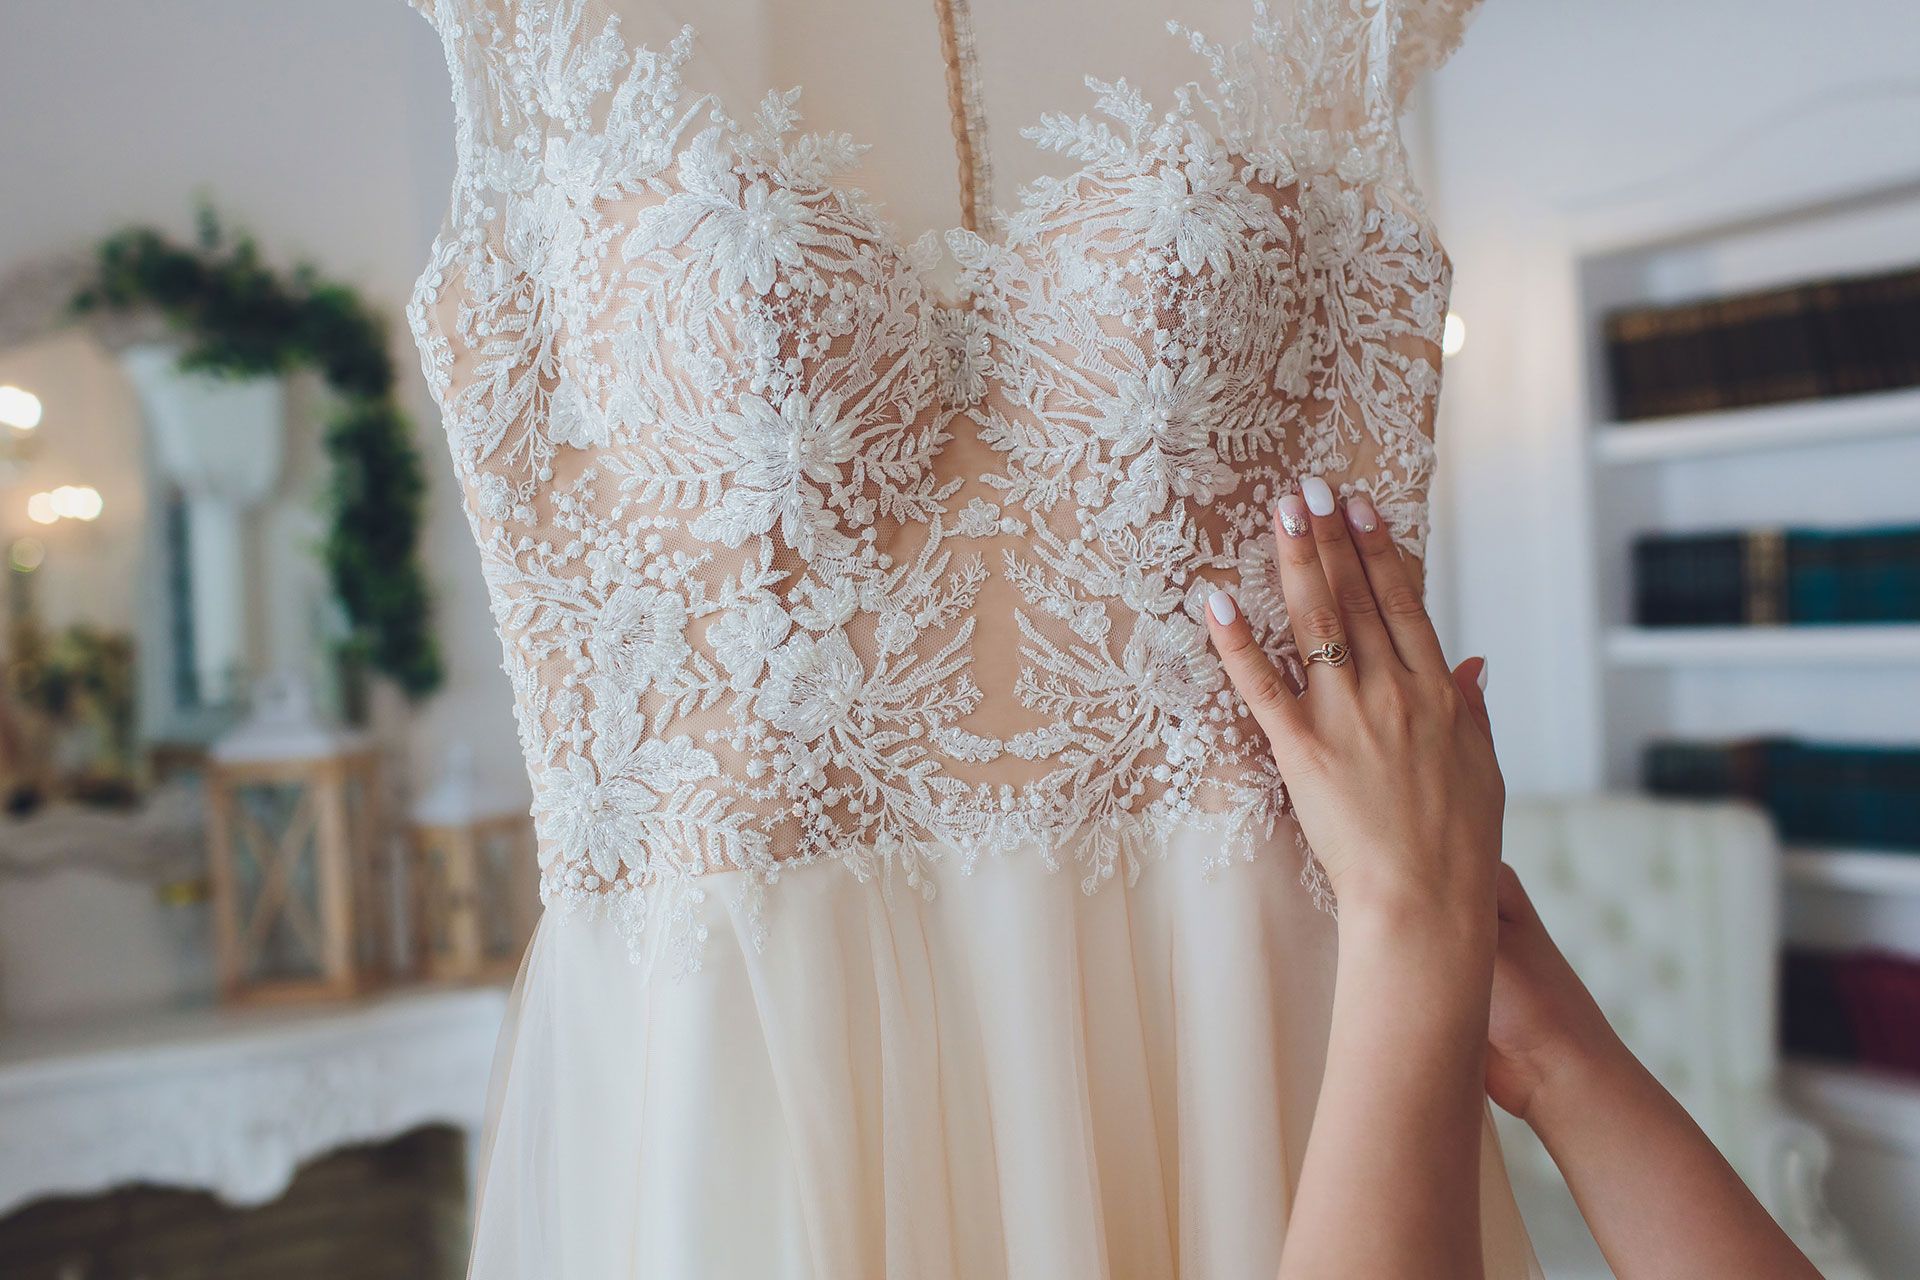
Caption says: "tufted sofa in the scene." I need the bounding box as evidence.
[1497,795,1872,1279]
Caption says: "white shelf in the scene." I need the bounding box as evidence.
[0,985,506,1218]
[1784,1060,1920,1152]
[1604,624,1920,667]
[1785,848,1920,895]
[1595,386,1920,464]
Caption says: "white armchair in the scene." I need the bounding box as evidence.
[1498,794,1871,1279]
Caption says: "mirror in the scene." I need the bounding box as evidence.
[0,321,346,815]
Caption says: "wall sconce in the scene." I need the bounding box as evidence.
[1442,312,1468,358]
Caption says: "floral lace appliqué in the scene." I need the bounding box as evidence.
[403,0,1465,968]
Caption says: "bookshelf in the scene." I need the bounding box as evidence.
[1783,848,1920,897]
[1604,623,1920,667]
[1594,385,1920,465]
[1574,184,1920,1123]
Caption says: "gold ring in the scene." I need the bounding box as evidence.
[1304,641,1351,668]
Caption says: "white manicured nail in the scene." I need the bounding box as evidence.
[1476,659,1489,691]
[1301,475,1335,517]
[1207,590,1238,625]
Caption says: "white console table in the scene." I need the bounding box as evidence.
[0,984,506,1219]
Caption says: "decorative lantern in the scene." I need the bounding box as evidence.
[409,745,537,981]
[205,677,390,1002]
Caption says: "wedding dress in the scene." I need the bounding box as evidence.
[401,0,1540,1274]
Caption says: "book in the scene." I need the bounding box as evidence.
[1605,263,1920,420]
[1794,526,1920,624]
[1643,737,1920,852]
[1785,949,1920,1077]
[1633,525,1920,627]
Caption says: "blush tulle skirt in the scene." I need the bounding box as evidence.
[466,825,1542,1278]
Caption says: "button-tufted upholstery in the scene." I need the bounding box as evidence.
[1498,795,1872,1279]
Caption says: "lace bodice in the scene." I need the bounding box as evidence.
[403,0,1476,963]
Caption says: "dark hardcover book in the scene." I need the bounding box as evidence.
[1782,950,1858,1064]
[1632,536,1666,626]
[1642,737,1920,851]
[1859,268,1920,394]
[1628,525,1920,627]
[1744,529,1788,624]
[1689,534,1743,626]
[1833,527,1920,623]
[1841,953,1920,1076]
[1643,741,1729,797]
[1607,261,1920,419]
[1660,300,1730,417]
[1787,531,1846,624]
[1715,287,1822,409]
[1805,280,1857,397]
[1605,310,1654,422]
[1632,530,1792,627]
[1894,269,1920,387]
[1785,526,1920,625]
[1641,738,1781,799]
[1606,300,1726,419]
[1707,535,1748,624]
[1811,267,1920,398]
[1859,274,1901,393]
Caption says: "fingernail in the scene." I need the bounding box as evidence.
[1476,658,1489,691]
[1345,493,1379,534]
[1301,475,1335,517]
[1276,493,1309,537]
[1207,589,1238,625]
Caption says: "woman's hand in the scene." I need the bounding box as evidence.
[1484,870,1824,1280]
[1201,476,1503,930]
[1205,482,1824,1279]
[1199,475,1602,1121]
[1485,863,1630,1125]
[1203,476,1507,1278]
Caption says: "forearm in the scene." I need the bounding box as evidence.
[1526,1039,1820,1280]
[1280,903,1494,1280]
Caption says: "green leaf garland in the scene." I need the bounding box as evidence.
[72,204,443,697]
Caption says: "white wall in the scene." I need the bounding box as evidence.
[1422,0,1920,793]
[0,0,522,802]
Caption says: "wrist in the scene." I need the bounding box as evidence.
[1336,887,1498,1015]
[1336,864,1499,961]
[1521,1022,1642,1137]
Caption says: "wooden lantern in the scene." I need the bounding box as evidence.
[205,681,390,1002]
[409,746,537,981]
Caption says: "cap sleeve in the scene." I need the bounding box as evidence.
[1393,0,1483,105]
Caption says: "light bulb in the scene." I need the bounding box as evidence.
[1441,312,1467,358]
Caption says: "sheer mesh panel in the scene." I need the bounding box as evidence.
[403,0,1475,959]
